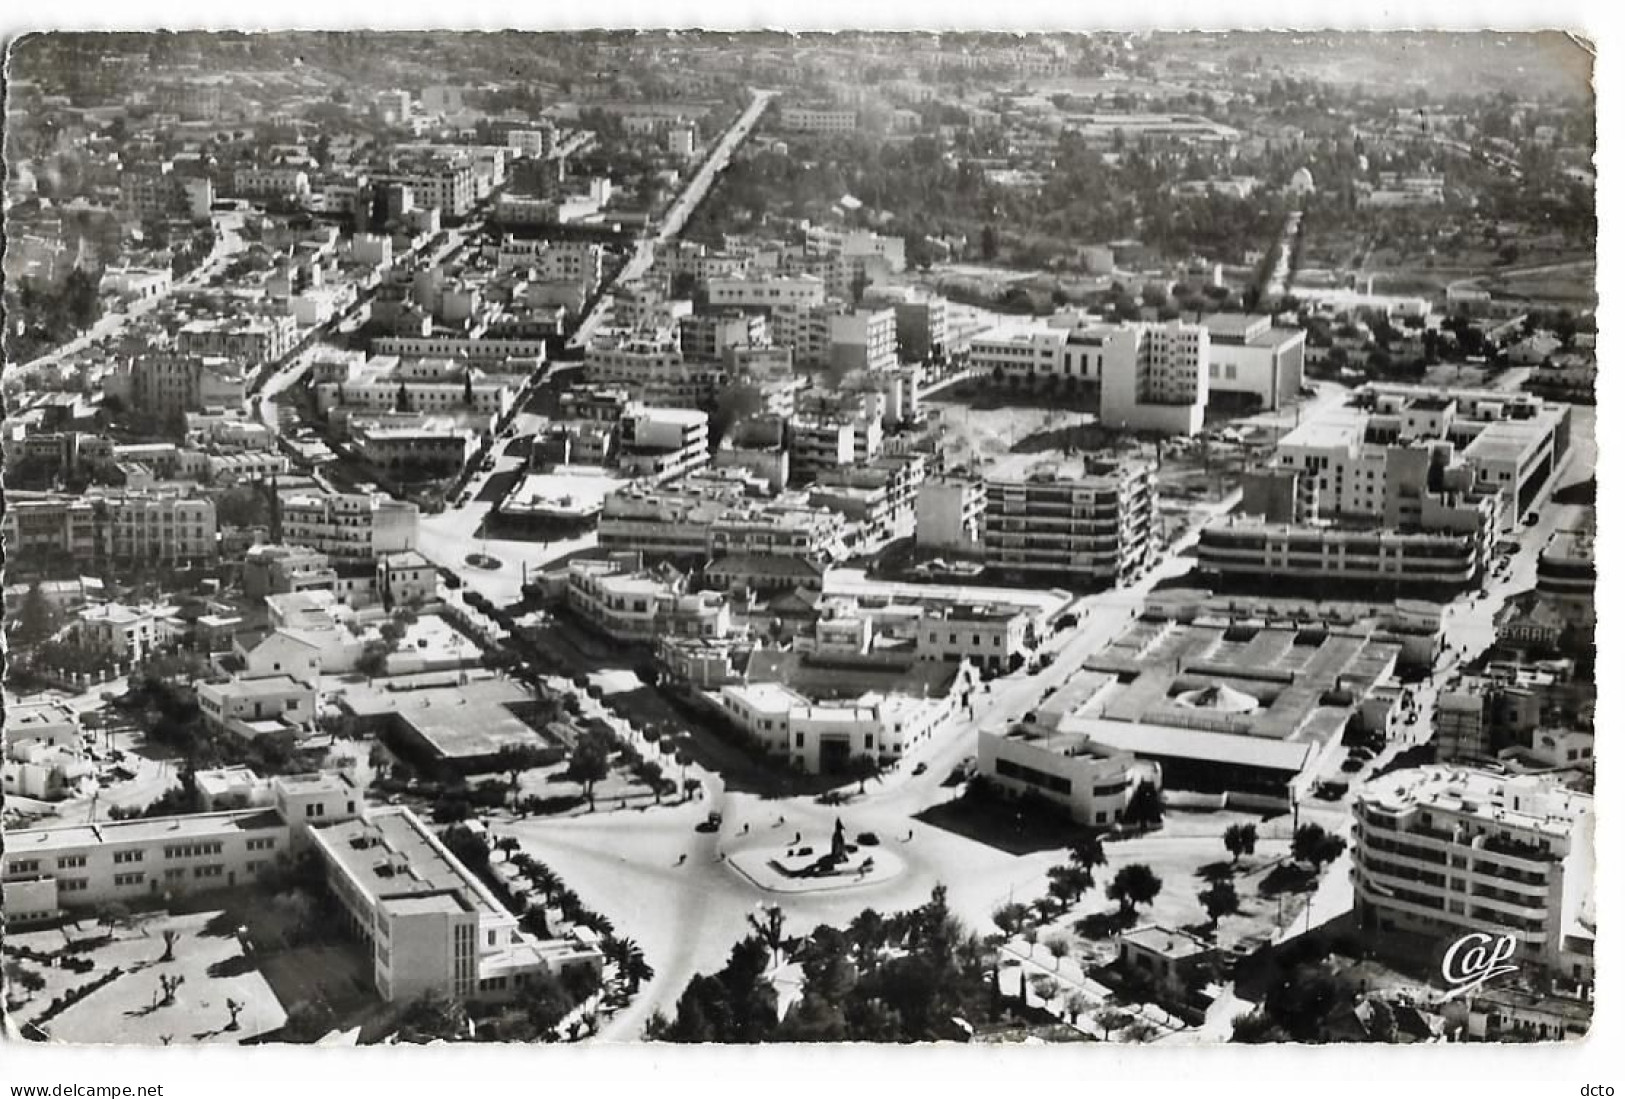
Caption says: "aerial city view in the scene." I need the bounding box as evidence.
[0,31,1598,1049]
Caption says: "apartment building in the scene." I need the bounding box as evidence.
[2,490,218,568]
[977,722,1152,826]
[118,354,246,419]
[381,158,477,218]
[597,475,844,563]
[982,455,1158,585]
[562,555,732,643]
[176,315,297,367]
[585,335,687,391]
[228,166,311,199]
[242,543,343,601]
[916,475,986,553]
[119,166,213,222]
[281,492,419,561]
[1276,388,1569,524]
[1352,766,1594,978]
[1537,529,1595,622]
[917,604,1032,674]
[505,128,553,158]
[616,405,710,484]
[864,286,949,361]
[351,416,482,478]
[679,311,769,361]
[780,106,859,133]
[827,306,899,373]
[1196,508,1497,590]
[493,237,605,287]
[1098,320,1211,436]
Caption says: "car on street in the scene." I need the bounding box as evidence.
[912,762,928,776]
[1524,510,1541,526]
[696,811,722,833]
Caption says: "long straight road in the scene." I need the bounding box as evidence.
[567,89,776,352]
[5,210,248,382]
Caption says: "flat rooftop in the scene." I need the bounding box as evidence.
[1120,924,1214,959]
[1463,415,1558,466]
[1077,615,1402,744]
[341,675,549,760]
[500,467,625,518]
[313,807,506,921]
[6,808,283,855]
[1359,765,1592,837]
[1069,717,1318,774]
[983,452,1144,485]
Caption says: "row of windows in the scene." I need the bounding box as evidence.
[164,842,224,859]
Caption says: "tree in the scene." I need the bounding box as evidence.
[442,823,491,874]
[748,903,790,965]
[520,970,576,1037]
[1292,823,1347,872]
[566,739,610,809]
[1044,934,1073,963]
[991,902,1027,937]
[1223,822,1258,865]
[395,991,469,1043]
[1046,863,1095,906]
[1030,974,1059,1005]
[1069,833,1108,875]
[16,581,60,644]
[1122,782,1163,829]
[160,929,180,963]
[851,754,882,793]
[1198,879,1241,927]
[494,742,548,808]
[1106,864,1162,916]
[356,641,391,680]
[1064,990,1090,1024]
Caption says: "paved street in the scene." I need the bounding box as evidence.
[5,210,248,384]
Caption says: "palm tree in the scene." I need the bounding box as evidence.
[1069,833,1107,875]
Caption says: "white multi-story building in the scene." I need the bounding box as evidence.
[716,678,964,773]
[616,405,710,484]
[1202,313,1307,412]
[229,166,311,199]
[1098,320,1211,436]
[176,316,297,367]
[313,356,518,419]
[562,556,731,643]
[1352,766,1594,979]
[978,722,1154,827]
[1,773,602,1004]
[281,492,419,561]
[982,455,1158,585]
[383,158,476,218]
[827,306,899,374]
[916,475,986,553]
[780,106,859,134]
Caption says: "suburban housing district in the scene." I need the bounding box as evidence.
[2,30,1596,1047]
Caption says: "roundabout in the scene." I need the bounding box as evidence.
[464,552,502,570]
[723,818,908,895]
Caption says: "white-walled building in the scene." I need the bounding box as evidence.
[281,492,419,561]
[978,722,1155,826]
[1353,766,1594,978]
